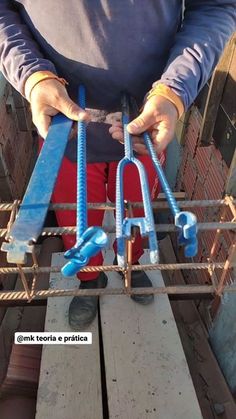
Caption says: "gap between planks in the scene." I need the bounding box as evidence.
[36,250,202,419]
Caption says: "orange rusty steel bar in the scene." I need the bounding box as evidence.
[0,262,235,276]
[225,195,236,221]
[0,222,235,238]
[0,198,235,212]
[216,243,236,296]
[17,264,31,300]
[5,199,20,240]
[0,285,218,301]
[207,204,228,287]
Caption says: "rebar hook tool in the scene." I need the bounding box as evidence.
[2,113,73,264]
[130,97,198,258]
[116,93,159,268]
[61,86,108,276]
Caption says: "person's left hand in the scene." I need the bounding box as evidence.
[109,95,178,155]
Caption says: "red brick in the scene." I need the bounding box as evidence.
[204,174,224,200]
[194,146,213,180]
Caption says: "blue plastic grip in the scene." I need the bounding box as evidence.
[61,227,108,276]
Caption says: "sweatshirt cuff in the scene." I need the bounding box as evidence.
[24,71,68,102]
[146,83,185,119]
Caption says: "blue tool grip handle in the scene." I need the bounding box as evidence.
[61,259,88,277]
[61,227,108,276]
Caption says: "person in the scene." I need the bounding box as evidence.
[0,1,235,329]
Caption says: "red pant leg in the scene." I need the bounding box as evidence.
[107,152,165,262]
[49,147,107,280]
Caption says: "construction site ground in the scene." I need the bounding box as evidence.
[0,235,235,419]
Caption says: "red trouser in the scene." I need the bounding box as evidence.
[46,141,165,281]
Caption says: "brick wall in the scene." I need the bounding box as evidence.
[0,78,34,200]
[177,106,235,285]
[0,77,35,287]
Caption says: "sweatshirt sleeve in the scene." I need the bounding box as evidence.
[0,0,57,96]
[157,0,236,111]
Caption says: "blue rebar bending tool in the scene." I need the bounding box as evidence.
[61,86,108,276]
[130,97,198,258]
[2,113,73,264]
[2,85,108,269]
[116,93,159,268]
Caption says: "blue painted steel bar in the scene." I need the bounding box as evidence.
[76,85,87,239]
[130,97,198,258]
[116,93,159,267]
[1,114,73,264]
[61,86,108,276]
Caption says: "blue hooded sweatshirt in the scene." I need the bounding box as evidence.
[0,0,235,162]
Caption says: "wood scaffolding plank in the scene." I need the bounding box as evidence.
[100,250,203,419]
[198,34,236,146]
[35,253,103,419]
[160,236,236,419]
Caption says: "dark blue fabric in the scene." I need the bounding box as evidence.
[0,0,235,162]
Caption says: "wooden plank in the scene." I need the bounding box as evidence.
[35,253,103,419]
[213,105,236,167]
[225,148,236,196]
[221,39,236,126]
[100,250,203,419]
[175,110,191,146]
[159,236,236,419]
[198,34,236,146]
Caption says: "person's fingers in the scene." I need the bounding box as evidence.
[33,113,52,139]
[127,107,155,135]
[109,124,123,136]
[151,121,174,153]
[132,143,149,155]
[111,130,124,142]
[109,121,122,131]
[56,95,90,122]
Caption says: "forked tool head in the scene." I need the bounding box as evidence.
[61,226,108,277]
[175,211,198,257]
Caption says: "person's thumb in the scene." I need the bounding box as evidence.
[57,95,89,122]
[127,109,155,135]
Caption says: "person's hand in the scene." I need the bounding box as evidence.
[30,79,90,138]
[109,95,178,155]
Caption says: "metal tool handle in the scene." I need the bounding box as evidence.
[130,97,180,216]
[116,93,159,267]
[76,85,87,239]
[1,113,73,264]
[130,97,198,258]
[61,85,108,277]
[143,132,179,217]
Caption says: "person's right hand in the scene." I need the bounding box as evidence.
[30,79,90,138]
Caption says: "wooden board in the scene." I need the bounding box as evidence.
[160,236,236,419]
[35,253,103,419]
[198,34,236,146]
[100,250,203,419]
